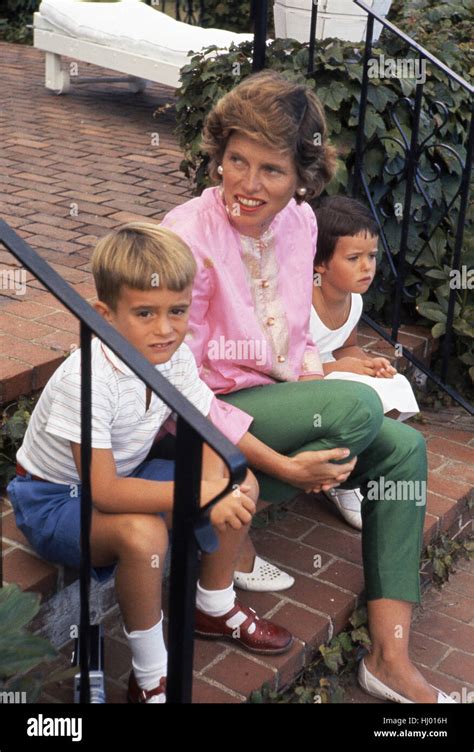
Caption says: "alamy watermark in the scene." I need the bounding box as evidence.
[368,55,427,85]
[448,687,474,704]
[207,337,267,366]
[1,268,26,296]
[366,477,426,506]
[449,266,473,289]
[27,714,82,742]
[0,690,27,703]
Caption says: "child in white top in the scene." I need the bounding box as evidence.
[8,223,293,703]
[310,195,419,421]
[306,196,419,530]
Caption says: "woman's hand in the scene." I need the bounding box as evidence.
[284,449,357,494]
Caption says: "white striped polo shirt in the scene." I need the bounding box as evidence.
[17,338,252,485]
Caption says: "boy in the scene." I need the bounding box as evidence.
[7,223,292,704]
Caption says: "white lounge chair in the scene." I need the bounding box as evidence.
[34,0,254,93]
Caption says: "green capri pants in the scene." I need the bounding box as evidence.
[219,379,427,604]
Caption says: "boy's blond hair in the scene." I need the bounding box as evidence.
[92,222,197,310]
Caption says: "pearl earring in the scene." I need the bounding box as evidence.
[217,165,224,175]
[296,187,307,197]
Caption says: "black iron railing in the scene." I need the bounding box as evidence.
[349,1,473,415]
[0,220,248,703]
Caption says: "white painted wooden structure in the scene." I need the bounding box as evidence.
[273,0,393,44]
[34,0,253,94]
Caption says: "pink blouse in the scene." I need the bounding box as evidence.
[160,187,323,395]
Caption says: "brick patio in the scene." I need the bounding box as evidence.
[0,40,188,404]
[0,41,473,703]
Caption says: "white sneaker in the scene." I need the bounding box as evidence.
[322,487,363,530]
[358,658,457,704]
[233,556,295,592]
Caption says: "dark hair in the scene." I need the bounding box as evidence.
[311,195,379,266]
[202,70,337,204]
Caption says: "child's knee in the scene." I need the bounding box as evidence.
[119,514,168,559]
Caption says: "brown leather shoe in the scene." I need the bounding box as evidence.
[195,601,293,655]
[127,670,167,704]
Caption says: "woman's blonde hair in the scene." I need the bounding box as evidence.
[202,70,338,203]
[92,222,197,310]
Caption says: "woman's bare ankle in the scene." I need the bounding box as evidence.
[364,653,438,703]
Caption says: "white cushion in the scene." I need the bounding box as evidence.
[37,0,253,66]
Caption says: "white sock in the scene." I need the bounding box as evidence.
[196,581,235,616]
[196,582,256,634]
[123,614,167,703]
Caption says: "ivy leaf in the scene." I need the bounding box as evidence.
[351,627,372,647]
[367,84,397,111]
[349,606,367,629]
[429,231,448,265]
[382,136,405,161]
[366,112,385,139]
[317,83,347,111]
[326,42,344,64]
[399,77,416,96]
[453,320,474,338]
[0,585,40,636]
[337,632,354,653]
[364,148,385,178]
[0,635,56,678]
[433,557,447,580]
[319,644,344,673]
[417,302,447,323]
[431,322,446,338]
[327,160,348,194]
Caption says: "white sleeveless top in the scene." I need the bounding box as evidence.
[309,292,419,420]
[310,293,363,363]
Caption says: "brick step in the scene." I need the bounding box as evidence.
[358,322,437,373]
[0,321,436,407]
[2,419,472,703]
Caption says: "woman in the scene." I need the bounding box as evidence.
[161,71,454,703]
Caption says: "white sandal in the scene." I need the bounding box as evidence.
[358,658,456,704]
[233,556,295,592]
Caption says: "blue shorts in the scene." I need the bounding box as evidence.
[7,458,175,583]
